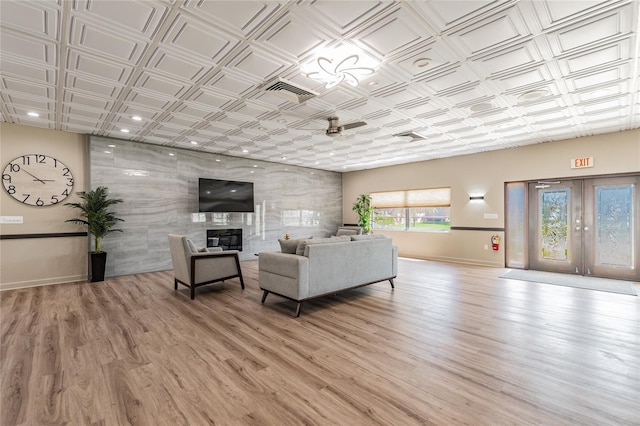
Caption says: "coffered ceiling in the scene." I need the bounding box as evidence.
[1,0,639,172]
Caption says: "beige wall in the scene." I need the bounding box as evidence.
[0,123,88,289]
[343,129,640,267]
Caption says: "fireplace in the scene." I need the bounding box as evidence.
[206,228,242,251]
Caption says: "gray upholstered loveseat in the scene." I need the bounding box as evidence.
[259,235,398,316]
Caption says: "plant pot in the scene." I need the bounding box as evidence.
[90,252,107,282]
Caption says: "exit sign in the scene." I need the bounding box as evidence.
[571,157,594,169]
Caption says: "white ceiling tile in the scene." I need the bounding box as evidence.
[0,30,58,65]
[73,0,167,39]
[162,14,241,62]
[0,1,60,39]
[146,47,211,82]
[133,71,190,98]
[66,50,133,84]
[68,17,148,63]
[180,0,283,37]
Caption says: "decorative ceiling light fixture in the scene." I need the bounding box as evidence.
[302,45,378,89]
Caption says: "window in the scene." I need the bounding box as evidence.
[371,188,451,232]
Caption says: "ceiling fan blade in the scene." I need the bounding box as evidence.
[341,121,366,130]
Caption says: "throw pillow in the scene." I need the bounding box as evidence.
[186,239,200,253]
[278,238,299,254]
[336,228,358,236]
[295,235,351,256]
[351,234,387,241]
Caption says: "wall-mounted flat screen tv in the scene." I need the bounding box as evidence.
[198,178,255,213]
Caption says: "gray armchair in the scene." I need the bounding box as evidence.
[168,234,244,299]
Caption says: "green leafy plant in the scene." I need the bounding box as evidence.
[65,186,124,253]
[352,194,373,234]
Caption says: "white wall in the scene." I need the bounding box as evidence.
[0,123,88,289]
[342,130,640,267]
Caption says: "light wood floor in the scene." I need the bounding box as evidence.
[2,258,639,425]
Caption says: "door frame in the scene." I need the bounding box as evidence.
[506,172,639,280]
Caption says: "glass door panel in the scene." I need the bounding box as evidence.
[583,176,639,280]
[528,181,582,274]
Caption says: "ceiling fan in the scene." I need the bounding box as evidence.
[304,116,367,137]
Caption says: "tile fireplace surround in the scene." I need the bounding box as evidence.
[89,136,342,278]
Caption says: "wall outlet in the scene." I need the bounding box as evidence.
[484,244,489,250]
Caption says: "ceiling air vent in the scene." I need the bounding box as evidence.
[263,77,318,104]
[393,131,426,141]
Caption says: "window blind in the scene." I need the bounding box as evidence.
[371,187,451,208]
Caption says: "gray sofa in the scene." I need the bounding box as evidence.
[259,235,398,316]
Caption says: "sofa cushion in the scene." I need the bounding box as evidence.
[295,235,351,256]
[351,234,387,241]
[336,228,359,236]
[278,238,300,254]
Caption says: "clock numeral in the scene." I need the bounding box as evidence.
[35,155,46,163]
[51,195,59,204]
[66,177,74,187]
[36,198,44,206]
[7,185,16,194]
[61,189,69,196]
[21,156,30,165]
[62,167,71,177]
[9,163,20,173]
[2,174,11,184]
[21,194,30,203]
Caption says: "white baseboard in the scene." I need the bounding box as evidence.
[0,275,87,291]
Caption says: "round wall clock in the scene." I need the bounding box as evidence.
[2,154,75,207]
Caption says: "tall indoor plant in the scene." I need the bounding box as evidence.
[352,193,373,234]
[65,186,124,282]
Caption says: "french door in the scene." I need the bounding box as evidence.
[528,175,639,281]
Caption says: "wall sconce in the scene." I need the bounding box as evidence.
[469,195,485,201]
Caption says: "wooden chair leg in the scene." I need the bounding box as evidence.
[389,278,395,289]
[261,290,269,304]
[190,285,195,300]
[174,278,178,290]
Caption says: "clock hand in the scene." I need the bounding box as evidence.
[21,169,47,184]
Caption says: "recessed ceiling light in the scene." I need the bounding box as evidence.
[242,149,248,153]
[518,89,549,101]
[215,159,221,162]
[413,58,430,68]
[121,129,130,133]
[281,156,287,160]
[329,152,334,156]
[258,126,268,131]
[253,165,257,168]
[315,161,320,165]
[104,150,111,154]
[277,119,287,124]
[168,153,175,156]
[470,102,493,112]
[368,80,379,87]
[108,144,116,148]
[132,115,142,121]
[190,141,198,145]
[27,111,40,117]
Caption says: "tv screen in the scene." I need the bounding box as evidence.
[198,178,255,213]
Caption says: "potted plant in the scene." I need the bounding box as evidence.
[65,186,124,282]
[352,194,373,234]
